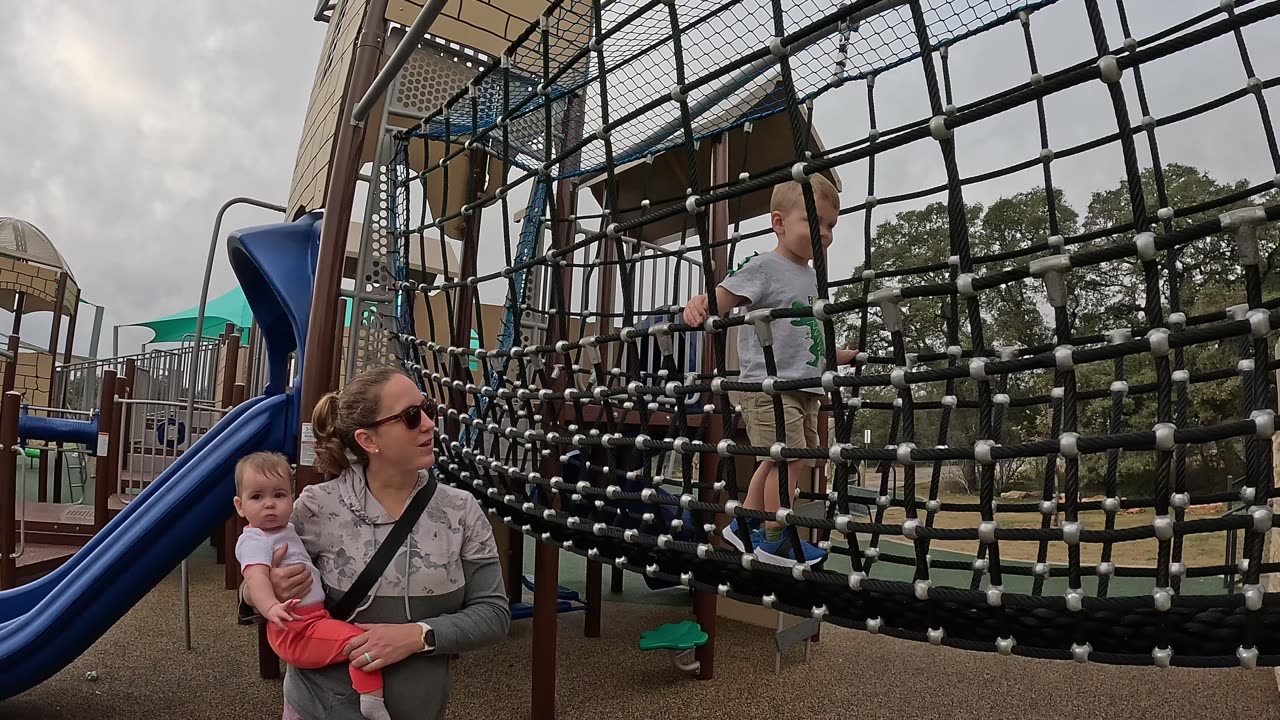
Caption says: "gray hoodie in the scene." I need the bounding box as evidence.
[281,466,511,719]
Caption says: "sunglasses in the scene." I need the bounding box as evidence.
[367,396,439,431]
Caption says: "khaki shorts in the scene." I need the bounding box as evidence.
[740,391,821,456]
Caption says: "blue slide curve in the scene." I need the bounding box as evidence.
[0,211,324,700]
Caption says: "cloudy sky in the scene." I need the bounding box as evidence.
[0,2,325,357]
[2,0,1277,359]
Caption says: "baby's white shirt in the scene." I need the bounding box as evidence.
[235,523,327,607]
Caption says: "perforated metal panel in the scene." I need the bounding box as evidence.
[390,42,483,117]
[387,36,564,168]
[347,134,398,377]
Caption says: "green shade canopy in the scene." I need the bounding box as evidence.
[128,286,353,345]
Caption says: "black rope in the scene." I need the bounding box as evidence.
[382,0,1280,668]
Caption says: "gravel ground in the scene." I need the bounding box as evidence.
[3,546,1279,720]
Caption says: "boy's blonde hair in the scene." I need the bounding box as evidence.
[770,174,840,216]
[235,451,293,494]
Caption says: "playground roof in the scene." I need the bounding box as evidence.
[0,218,76,281]
[0,217,81,316]
[580,84,841,245]
[126,286,354,345]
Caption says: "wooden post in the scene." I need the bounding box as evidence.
[610,566,624,594]
[41,275,69,505]
[2,336,18,395]
[1268,342,1280,693]
[220,329,241,410]
[10,292,24,339]
[221,331,245,591]
[121,359,137,472]
[0,391,20,590]
[294,0,390,491]
[691,133,732,680]
[532,95,585,718]
[258,619,281,680]
[581,224,617,639]
[36,452,48,504]
[92,369,117,533]
[444,148,488,442]
[52,299,79,504]
[507,525,524,604]
[330,299,344,389]
[46,274,66,356]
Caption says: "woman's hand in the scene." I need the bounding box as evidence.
[269,544,313,602]
[344,623,426,672]
[836,349,861,365]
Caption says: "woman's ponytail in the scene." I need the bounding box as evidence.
[308,366,407,477]
[311,391,352,477]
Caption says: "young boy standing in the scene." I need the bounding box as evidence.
[683,175,855,567]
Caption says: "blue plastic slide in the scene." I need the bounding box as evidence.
[0,210,324,700]
[0,395,267,620]
[0,392,295,697]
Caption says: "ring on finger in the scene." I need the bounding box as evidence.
[364,652,374,665]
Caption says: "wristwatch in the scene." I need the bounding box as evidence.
[416,622,435,653]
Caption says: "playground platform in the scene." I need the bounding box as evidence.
[11,496,131,585]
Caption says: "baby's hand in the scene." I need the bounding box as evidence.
[683,294,709,327]
[266,599,302,629]
[836,349,861,365]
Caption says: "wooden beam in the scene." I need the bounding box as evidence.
[691,132,732,681]
[92,370,118,534]
[0,391,19,589]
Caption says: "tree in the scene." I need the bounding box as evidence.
[830,167,1276,495]
[833,188,1076,490]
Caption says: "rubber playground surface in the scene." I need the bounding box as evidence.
[3,543,1275,720]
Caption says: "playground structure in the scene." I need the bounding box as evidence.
[5,0,1280,713]
[0,206,326,698]
[285,0,1280,715]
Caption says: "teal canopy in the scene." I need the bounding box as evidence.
[129,286,353,344]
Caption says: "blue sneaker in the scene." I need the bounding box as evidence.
[722,519,761,553]
[755,533,827,567]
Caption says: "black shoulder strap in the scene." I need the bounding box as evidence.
[328,475,438,620]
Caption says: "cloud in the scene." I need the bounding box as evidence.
[0,1,325,355]
[1,0,1277,358]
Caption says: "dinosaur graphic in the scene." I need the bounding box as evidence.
[727,252,758,278]
[790,299,825,367]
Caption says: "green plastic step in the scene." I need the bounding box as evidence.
[638,620,707,652]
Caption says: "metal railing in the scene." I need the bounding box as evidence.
[55,341,224,412]
[115,398,226,498]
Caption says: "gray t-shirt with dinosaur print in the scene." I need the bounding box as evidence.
[719,250,825,394]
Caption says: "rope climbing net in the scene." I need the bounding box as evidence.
[385,0,1280,667]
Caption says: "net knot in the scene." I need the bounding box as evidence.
[928,115,952,141]
[1096,55,1122,83]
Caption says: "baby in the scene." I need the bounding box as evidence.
[234,451,389,720]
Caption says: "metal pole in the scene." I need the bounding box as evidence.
[351,0,447,124]
[112,325,119,359]
[87,303,104,359]
[181,558,191,650]
[184,197,284,452]
[177,196,281,651]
